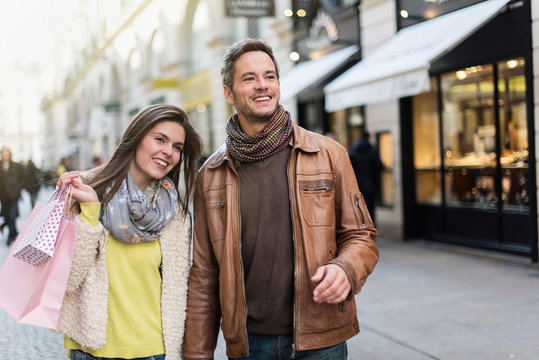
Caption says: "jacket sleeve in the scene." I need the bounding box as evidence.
[183,171,221,360]
[328,148,379,295]
[65,203,107,293]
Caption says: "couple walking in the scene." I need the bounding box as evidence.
[55,39,378,360]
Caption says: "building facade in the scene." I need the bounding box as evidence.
[324,0,539,261]
[40,0,296,172]
[40,0,539,261]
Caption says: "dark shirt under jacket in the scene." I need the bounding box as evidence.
[237,146,294,336]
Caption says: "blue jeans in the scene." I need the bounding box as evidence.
[230,334,347,360]
[69,349,165,360]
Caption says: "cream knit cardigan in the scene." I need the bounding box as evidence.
[55,211,192,360]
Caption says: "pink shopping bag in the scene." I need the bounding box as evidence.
[0,200,76,329]
[13,185,73,266]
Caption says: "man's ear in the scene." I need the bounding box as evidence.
[223,85,235,105]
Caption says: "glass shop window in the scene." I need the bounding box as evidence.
[441,64,496,209]
[413,78,441,205]
[439,58,529,212]
[498,58,528,211]
[378,131,394,207]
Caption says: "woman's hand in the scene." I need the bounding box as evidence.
[57,171,99,203]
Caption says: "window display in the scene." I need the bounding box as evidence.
[378,132,394,207]
[498,59,528,210]
[441,63,498,208]
[413,78,441,205]
[413,58,528,212]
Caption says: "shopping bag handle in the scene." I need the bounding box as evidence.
[49,185,69,203]
[49,185,74,216]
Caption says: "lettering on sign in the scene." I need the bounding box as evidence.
[225,0,275,17]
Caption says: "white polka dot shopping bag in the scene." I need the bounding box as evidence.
[12,185,73,266]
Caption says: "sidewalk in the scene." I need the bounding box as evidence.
[1,188,539,359]
[346,237,539,360]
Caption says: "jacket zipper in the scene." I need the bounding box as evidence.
[303,186,333,192]
[287,148,299,358]
[231,160,249,356]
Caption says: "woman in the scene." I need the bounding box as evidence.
[55,104,202,360]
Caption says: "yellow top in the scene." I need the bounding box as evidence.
[64,202,165,358]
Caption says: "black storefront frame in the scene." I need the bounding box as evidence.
[401,0,537,262]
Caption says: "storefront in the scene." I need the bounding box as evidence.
[281,0,362,147]
[324,0,537,261]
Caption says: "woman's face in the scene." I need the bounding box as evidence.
[130,120,185,189]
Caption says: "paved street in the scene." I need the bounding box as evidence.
[1,186,539,359]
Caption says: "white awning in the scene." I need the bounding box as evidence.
[280,45,359,102]
[324,0,511,112]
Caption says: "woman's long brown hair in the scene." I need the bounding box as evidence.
[82,104,203,215]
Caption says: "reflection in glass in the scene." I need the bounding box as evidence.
[438,59,529,212]
[498,58,528,210]
[413,78,441,204]
[441,64,499,209]
[379,132,394,207]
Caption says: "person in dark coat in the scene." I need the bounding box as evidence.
[0,147,26,245]
[349,131,382,224]
[24,159,42,206]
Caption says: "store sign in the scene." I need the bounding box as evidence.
[307,10,339,50]
[225,0,275,17]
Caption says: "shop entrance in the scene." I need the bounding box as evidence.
[403,57,537,260]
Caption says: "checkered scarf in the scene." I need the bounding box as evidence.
[225,105,292,167]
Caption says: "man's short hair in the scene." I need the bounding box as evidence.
[221,38,280,89]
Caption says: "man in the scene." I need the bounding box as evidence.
[349,131,382,224]
[183,39,379,360]
[0,147,25,245]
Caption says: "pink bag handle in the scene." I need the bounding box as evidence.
[49,185,69,203]
[49,185,74,217]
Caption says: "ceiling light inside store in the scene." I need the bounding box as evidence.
[507,59,518,69]
[400,10,409,18]
[289,52,300,62]
[284,9,293,17]
[456,70,467,80]
[297,9,306,17]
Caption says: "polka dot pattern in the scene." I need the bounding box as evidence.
[13,188,71,266]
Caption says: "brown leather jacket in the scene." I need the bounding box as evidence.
[183,123,379,359]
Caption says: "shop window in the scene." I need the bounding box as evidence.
[498,58,528,210]
[442,64,496,208]
[378,131,394,207]
[413,78,441,205]
[346,107,364,149]
[328,106,364,149]
[439,58,529,212]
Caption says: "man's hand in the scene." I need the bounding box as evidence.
[311,264,351,304]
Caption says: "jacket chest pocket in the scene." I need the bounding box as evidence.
[299,179,335,227]
[204,187,228,242]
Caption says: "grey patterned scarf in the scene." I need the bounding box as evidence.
[100,172,178,244]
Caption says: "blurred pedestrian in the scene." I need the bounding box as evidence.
[91,156,103,168]
[183,39,379,360]
[54,104,202,360]
[349,131,382,224]
[57,157,73,177]
[0,147,25,246]
[24,159,42,206]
